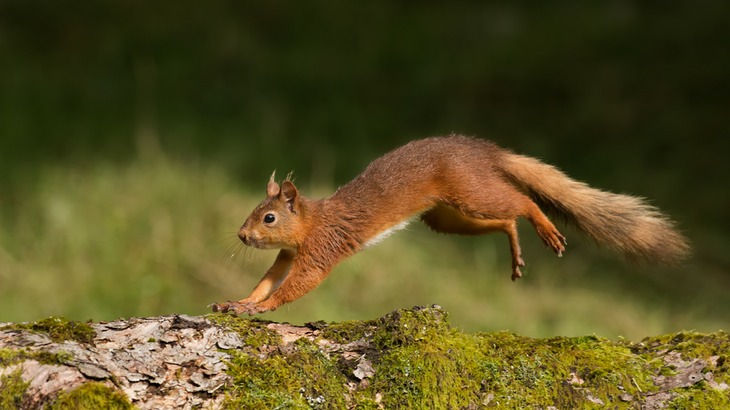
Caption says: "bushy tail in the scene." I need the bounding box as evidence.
[499,152,690,265]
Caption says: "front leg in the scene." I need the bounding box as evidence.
[220,253,335,315]
[253,262,333,313]
[210,248,294,314]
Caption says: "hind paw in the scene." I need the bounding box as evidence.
[511,256,525,281]
[539,227,567,256]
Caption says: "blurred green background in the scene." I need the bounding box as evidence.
[1,1,728,340]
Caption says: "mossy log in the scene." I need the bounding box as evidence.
[1,306,728,409]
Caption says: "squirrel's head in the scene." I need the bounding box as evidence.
[238,171,304,250]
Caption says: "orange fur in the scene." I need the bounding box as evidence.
[211,135,690,315]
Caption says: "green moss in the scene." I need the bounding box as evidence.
[319,319,372,344]
[218,306,663,408]
[479,332,659,408]
[371,305,451,349]
[668,384,730,409]
[0,348,22,367]
[351,307,657,409]
[207,313,282,349]
[0,347,72,367]
[1,316,95,344]
[46,382,134,410]
[639,331,730,362]
[217,307,730,408]
[639,332,730,380]
[350,306,480,408]
[371,335,484,408]
[223,338,348,409]
[0,368,29,409]
[637,331,730,408]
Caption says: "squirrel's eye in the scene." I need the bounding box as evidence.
[264,213,276,224]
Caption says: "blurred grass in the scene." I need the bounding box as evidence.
[1,152,726,340]
[0,1,728,339]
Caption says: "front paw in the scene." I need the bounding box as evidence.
[209,300,270,315]
[209,301,235,313]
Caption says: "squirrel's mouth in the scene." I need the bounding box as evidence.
[240,236,257,248]
[239,230,291,250]
[241,237,291,251]
[238,231,256,248]
[239,235,269,250]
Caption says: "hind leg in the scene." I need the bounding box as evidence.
[524,202,567,256]
[502,220,526,281]
[422,204,526,280]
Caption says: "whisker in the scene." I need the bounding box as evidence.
[223,242,245,274]
[209,234,242,283]
[243,246,257,265]
[214,235,239,248]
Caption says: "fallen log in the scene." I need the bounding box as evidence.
[1,306,728,409]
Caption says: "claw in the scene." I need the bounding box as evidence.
[511,266,523,281]
[209,301,235,313]
[511,254,525,281]
[210,299,276,315]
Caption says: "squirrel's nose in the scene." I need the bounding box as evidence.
[238,230,247,243]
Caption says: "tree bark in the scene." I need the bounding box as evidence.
[1,306,728,409]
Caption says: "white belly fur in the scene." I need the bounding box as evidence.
[363,219,412,248]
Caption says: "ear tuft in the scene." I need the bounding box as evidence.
[280,180,299,210]
[266,170,280,197]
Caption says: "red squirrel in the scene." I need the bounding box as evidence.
[211,135,689,315]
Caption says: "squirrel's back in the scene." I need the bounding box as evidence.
[332,135,503,206]
[329,136,506,242]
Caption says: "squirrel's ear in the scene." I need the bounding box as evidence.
[266,171,280,197]
[280,180,299,211]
